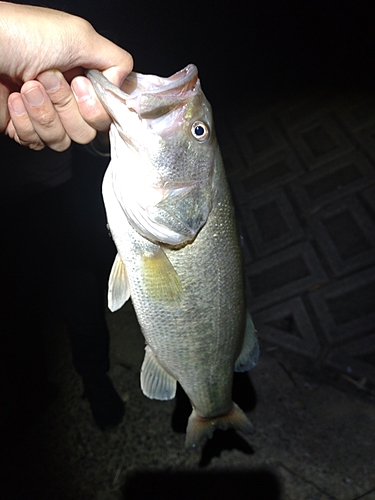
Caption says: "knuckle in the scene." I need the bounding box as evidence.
[47,129,71,151]
[53,90,76,111]
[28,142,45,151]
[81,105,110,131]
[14,123,39,145]
[72,127,96,145]
[51,138,72,152]
[17,134,44,150]
[35,111,56,129]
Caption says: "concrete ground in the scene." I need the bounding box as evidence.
[2,88,375,500]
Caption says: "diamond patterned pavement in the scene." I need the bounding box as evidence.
[219,91,375,387]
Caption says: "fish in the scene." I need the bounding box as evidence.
[86,64,259,448]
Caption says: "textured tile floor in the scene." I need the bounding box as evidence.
[2,90,375,500]
[219,89,375,388]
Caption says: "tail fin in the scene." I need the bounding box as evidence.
[185,403,254,449]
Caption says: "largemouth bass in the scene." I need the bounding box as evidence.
[87,65,259,448]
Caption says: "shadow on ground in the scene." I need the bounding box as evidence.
[122,468,281,500]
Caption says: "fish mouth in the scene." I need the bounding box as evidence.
[86,65,199,121]
[87,66,213,246]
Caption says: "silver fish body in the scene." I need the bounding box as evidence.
[87,65,259,448]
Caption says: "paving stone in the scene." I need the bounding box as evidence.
[285,115,354,170]
[252,297,321,358]
[238,187,305,257]
[246,242,328,312]
[309,267,375,343]
[362,184,375,219]
[231,116,288,165]
[355,125,375,163]
[277,462,333,500]
[308,196,375,277]
[229,150,304,202]
[216,120,248,179]
[275,94,334,129]
[238,223,253,265]
[334,96,375,132]
[289,152,375,214]
[356,490,375,500]
[325,333,375,384]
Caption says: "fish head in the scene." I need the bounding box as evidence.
[87,65,216,246]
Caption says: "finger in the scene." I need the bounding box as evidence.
[75,22,133,87]
[19,81,71,151]
[71,75,112,131]
[3,108,24,147]
[101,63,132,88]
[37,69,97,144]
[0,82,11,133]
[7,92,46,150]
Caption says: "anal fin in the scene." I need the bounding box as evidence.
[140,345,177,401]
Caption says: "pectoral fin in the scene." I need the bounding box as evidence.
[140,247,182,305]
[140,346,177,401]
[108,253,130,312]
[235,312,260,372]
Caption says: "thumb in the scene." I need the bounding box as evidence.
[102,64,132,88]
[75,24,133,87]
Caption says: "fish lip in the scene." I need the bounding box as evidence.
[127,64,198,97]
[85,64,198,97]
[86,65,199,119]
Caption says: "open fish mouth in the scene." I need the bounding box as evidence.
[87,64,199,120]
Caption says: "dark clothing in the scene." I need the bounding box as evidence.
[0,137,116,425]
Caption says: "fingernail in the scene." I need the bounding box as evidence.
[38,70,61,92]
[72,77,96,105]
[23,87,45,107]
[9,95,27,116]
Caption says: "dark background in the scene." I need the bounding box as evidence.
[2,2,375,498]
[42,0,375,109]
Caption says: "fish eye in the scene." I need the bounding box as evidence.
[191,121,210,142]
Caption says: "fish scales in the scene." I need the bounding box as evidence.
[87,65,259,448]
[130,158,243,416]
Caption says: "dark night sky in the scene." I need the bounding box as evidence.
[20,1,375,106]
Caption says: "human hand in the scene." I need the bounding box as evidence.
[0,2,133,151]
[4,70,117,151]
